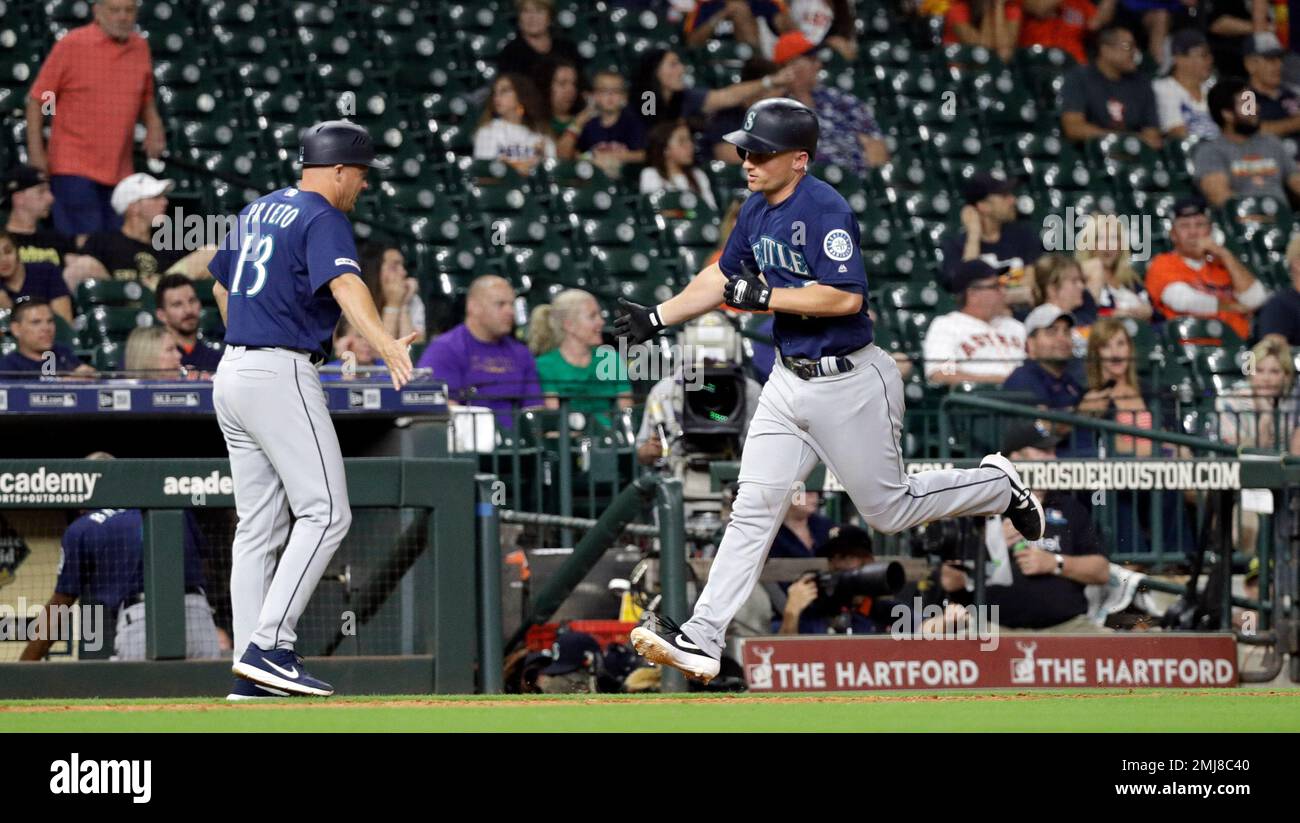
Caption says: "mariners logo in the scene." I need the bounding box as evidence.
[823,229,853,261]
[744,110,756,130]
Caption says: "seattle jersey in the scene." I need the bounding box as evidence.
[208,188,360,353]
[719,175,873,359]
[54,509,205,610]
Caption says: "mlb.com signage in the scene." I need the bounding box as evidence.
[738,635,1238,692]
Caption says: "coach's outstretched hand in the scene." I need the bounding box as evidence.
[614,298,664,345]
[723,266,770,312]
[379,332,419,390]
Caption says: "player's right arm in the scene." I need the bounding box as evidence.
[330,273,416,390]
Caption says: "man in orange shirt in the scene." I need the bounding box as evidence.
[1145,196,1269,341]
[25,0,165,236]
[1019,0,1116,64]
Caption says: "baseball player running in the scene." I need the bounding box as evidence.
[209,120,416,699]
[616,99,1044,683]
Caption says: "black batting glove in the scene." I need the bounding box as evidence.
[723,266,771,312]
[614,298,665,345]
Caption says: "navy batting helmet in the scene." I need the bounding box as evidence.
[298,120,388,169]
[723,98,819,160]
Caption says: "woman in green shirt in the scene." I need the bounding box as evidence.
[528,289,632,425]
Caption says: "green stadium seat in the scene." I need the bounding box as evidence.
[76,279,156,312]
[92,341,124,372]
[80,306,155,345]
[1165,316,1244,353]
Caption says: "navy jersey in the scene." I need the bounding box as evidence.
[208,188,360,354]
[719,175,873,359]
[54,509,205,611]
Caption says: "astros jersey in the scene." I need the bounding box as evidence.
[718,175,873,359]
[208,188,361,354]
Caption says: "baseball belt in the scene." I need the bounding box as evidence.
[781,355,854,381]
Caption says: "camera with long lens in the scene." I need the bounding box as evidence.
[909,517,985,566]
[808,561,905,613]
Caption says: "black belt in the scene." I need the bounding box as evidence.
[243,345,326,366]
[781,355,855,381]
[122,587,205,609]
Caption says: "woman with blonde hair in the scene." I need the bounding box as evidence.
[528,290,631,422]
[1074,214,1152,322]
[124,325,185,377]
[1033,253,1097,356]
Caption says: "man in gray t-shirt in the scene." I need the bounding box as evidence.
[1195,77,1300,206]
[1060,27,1161,149]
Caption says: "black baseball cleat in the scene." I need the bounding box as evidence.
[629,614,721,684]
[981,452,1046,541]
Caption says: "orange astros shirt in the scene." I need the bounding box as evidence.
[1145,251,1249,340]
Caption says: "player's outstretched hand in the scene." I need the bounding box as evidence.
[722,266,770,312]
[380,332,419,390]
[614,298,664,345]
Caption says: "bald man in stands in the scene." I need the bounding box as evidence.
[415,275,543,428]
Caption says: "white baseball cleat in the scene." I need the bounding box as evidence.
[630,614,721,684]
[981,452,1045,540]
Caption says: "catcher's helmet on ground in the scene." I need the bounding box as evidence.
[722,97,819,159]
[298,120,388,169]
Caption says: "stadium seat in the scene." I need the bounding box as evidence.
[80,306,156,346]
[1165,316,1244,353]
[76,280,156,313]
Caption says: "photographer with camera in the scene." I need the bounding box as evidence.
[933,421,1110,632]
[778,525,903,635]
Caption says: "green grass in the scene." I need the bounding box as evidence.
[1,690,1296,732]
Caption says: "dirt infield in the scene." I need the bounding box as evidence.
[2,689,1295,714]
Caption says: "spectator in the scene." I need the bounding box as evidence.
[67,173,215,292]
[699,56,786,165]
[640,120,721,211]
[1078,316,1154,456]
[1075,213,1154,321]
[1206,0,1268,80]
[1145,196,1269,340]
[1032,253,1098,349]
[786,0,860,61]
[415,274,543,429]
[768,490,833,559]
[1195,77,1300,205]
[20,498,221,661]
[496,0,583,80]
[360,243,425,345]
[473,74,556,175]
[941,171,1044,300]
[527,289,632,424]
[154,273,224,373]
[1018,0,1117,64]
[1060,26,1162,148]
[935,420,1110,632]
[631,48,792,137]
[944,0,1024,62]
[0,299,95,379]
[543,57,584,135]
[923,259,1028,384]
[25,0,165,235]
[2,164,72,268]
[1002,304,1085,410]
[1243,32,1300,140]
[0,229,73,324]
[779,526,896,635]
[772,32,890,175]
[684,1,793,50]
[123,325,187,377]
[557,70,647,178]
[321,317,382,383]
[1254,232,1300,344]
[1153,28,1220,140]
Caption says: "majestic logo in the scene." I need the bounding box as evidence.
[744,110,756,130]
[1010,641,1038,684]
[823,229,853,261]
[747,646,776,690]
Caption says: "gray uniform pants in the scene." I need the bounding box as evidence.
[682,343,1013,658]
[214,346,352,658]
[112,593,223,660]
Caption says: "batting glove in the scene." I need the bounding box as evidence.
[614,298,665,345]
[723,266,771,312]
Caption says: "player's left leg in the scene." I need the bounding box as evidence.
[803,344,1043,538]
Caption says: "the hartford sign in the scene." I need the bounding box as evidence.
[738,635,1238,692]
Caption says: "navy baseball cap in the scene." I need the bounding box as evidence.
[1,164,46,205]
[961,171,1016,204]
[1243,32,1285,58]
[951,259,1001,293]
[1170,29,1208,56]
[1002,419,1060,453]
[818,524,874,559]
[1170,194,1208,219]
[541,631,601,675]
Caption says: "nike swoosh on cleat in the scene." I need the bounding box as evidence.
[675,635,702,651]
[263,659,300,680]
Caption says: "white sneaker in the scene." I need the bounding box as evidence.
[981,452,1045,540]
